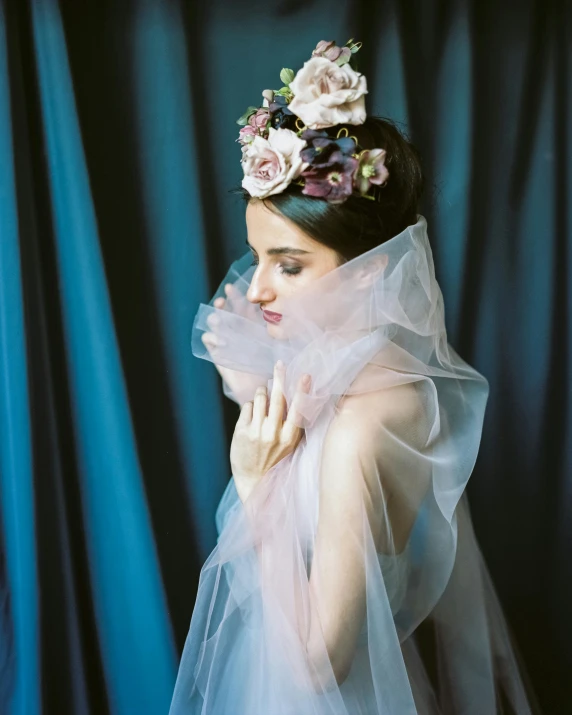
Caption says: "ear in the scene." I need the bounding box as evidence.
[356,254,389,287]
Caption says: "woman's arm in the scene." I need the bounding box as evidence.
[304,386,424,685]
[231,366,426,689]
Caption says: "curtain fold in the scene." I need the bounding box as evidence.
[0,3,39,713]
[29,0,178,711]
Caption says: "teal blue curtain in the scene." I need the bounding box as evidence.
[0,0,569,713]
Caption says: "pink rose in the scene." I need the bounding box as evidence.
[288,57,367,130]
[241,127,308,199]
[248,108,271,131]
[237,125,257,146]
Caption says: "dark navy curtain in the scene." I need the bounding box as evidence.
[0,0,569,713]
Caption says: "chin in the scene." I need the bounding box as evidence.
[265,322,281,338]
[265,321,290,340]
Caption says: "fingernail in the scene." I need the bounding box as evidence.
[275,359,284,370]
[302,373,311,385]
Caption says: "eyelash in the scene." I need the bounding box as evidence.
[250,258,302,276]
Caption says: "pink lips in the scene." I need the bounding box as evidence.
[262,309,282,324]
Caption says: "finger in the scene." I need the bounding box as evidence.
[201,332,226,352]
[237,400,253,426]
[206,313,220,330]
[225,282,256,319]
[226,283,243,311]
[213,297,226,309]
[267,361,286,427]
[251,385,268,431]
[201,333,215,353]
[202,332,226,347]
[284,373,311,430]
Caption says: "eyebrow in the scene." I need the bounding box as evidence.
[245,238,311,256]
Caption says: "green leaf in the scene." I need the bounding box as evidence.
[279,67,295,85]
[344,37,362,54]
[236,105,259,126]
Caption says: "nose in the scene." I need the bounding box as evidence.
[246,264,276,305]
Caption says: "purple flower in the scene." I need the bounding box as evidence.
[355,148,390,195]
[300,151,358,204]
[299,129,357,166]
[268,94,296,129]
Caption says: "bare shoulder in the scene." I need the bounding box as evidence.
[320,381,430,553]
[329,381,426,450]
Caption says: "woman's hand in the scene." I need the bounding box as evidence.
[231,360,311,503]
[202,282,268,403]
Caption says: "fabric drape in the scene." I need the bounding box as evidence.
[169,216,539,714]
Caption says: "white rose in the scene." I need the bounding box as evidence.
[241,127,308,199]
[288,56,368,130]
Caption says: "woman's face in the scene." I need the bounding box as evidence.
[245,199,341,338]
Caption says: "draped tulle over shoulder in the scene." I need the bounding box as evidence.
[169,215,539,714]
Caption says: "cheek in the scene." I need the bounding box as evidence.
[279,274,312,299]
[288,263,325,286]
[270,265,302,289]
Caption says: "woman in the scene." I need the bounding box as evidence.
[169,39,539,714]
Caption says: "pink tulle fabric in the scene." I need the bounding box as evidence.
[169,215,539,714]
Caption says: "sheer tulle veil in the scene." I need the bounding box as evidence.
[169,215,540,714]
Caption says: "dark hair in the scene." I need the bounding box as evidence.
[231,116,425,264]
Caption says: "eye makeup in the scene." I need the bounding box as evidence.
[250,258,302,276]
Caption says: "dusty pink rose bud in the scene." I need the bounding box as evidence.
[312,40,336,57]
[330,46,352,64]
[248,108,271,130]
[323,45,343,61]
[237,125,257,145]
[312,41,352,64]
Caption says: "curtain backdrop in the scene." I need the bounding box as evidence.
[0,0,570,713]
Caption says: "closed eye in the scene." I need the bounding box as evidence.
[250,257,302,276]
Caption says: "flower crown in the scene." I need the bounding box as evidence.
[236,39,390,205]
